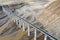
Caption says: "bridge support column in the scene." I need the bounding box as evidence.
[34,29,37,40]
[23,22,25,31]
[18,20,21,28]
[27,25,30,36]
[13,19,16,23]
[44,35,47,40]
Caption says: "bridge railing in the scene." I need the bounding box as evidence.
[3,7,57,40]
[18,17,57,40]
